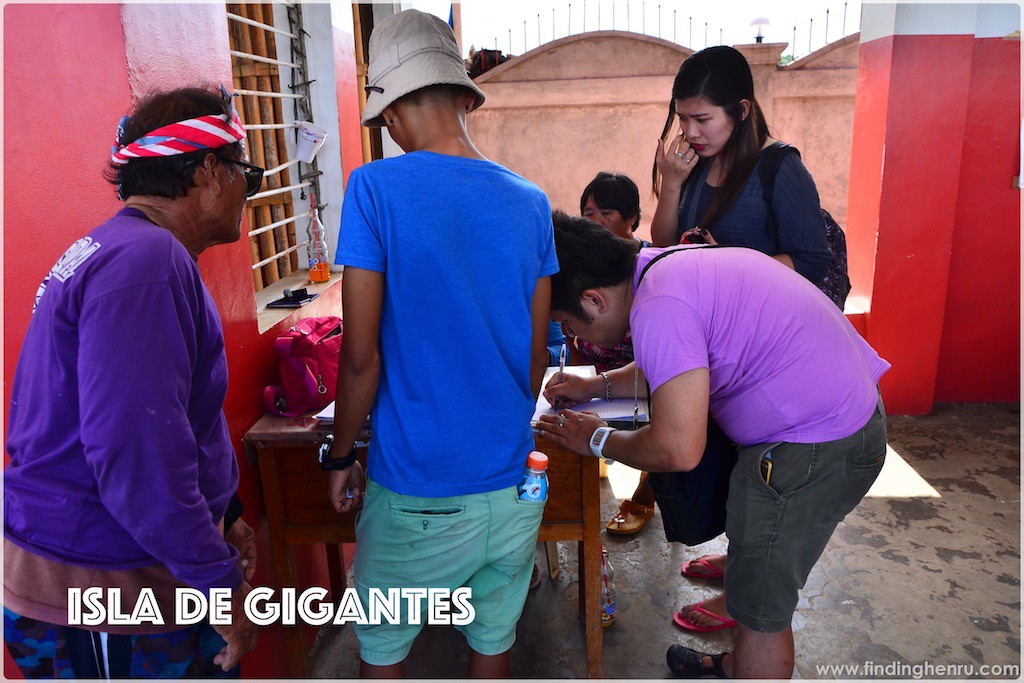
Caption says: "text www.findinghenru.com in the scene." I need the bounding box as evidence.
[815,661,1020,679]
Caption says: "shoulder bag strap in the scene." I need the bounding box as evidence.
[637,243,730,286]
[758,142,799,245]
[635,244,723,421]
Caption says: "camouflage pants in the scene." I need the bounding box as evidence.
[4,608,240,678]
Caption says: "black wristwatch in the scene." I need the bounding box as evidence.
[318,433,358,470]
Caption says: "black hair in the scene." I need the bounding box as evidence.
[652,46,770,230]
[396,83,476,110]
[579,172,642,231]
[106,87,244,200]
[550,210,639,322]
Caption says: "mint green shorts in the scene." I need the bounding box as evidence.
[352,478,545,667]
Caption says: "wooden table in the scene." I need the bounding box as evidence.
[244,414,604,678]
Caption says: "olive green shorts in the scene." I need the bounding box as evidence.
[724,393,887,633]
[352,478,545,666]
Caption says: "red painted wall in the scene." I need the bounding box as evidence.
[3,4,346,677]
[934,37,1021,401]
[846,35,893,309]
[847,28,1019,413]
[3,4,130,442]
[3,8,130,677]
[865,34,975,414]
[334,25,365,187]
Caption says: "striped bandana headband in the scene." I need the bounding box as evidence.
[110,85,247,166]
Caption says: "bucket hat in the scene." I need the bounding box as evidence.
[361,9,485,127]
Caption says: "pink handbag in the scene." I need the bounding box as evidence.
[263,316,343,417]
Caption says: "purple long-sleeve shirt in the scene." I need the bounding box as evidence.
[5,208,242,594]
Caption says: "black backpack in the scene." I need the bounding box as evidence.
[759,142,851,310]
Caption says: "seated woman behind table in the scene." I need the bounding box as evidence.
[574,172,655,536]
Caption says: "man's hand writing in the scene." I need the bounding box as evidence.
[543,372,597,409]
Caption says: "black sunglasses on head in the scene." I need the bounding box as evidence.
[222,158,265,197]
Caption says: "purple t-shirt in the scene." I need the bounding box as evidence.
[631,246,890,446]
[4,208,242,594]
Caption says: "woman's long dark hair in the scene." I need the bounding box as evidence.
[652,46,770,231]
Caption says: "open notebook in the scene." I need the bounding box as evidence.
[316,366,649,427]
[314,403,335,422]
[532,365,649,427]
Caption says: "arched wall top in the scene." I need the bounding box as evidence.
[475,30,694,83]
[784,32,861,70]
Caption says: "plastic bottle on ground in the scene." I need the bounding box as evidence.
[601,545,617,627]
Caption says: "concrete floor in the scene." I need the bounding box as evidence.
[310,403,1020,678]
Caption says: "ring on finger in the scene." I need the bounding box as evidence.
[674,151,686,159]
[558,414,566,427]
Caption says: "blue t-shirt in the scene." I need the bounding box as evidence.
[677,152,831,283]
[546,320,566,366]
[337,151,559,497]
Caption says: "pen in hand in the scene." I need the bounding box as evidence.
[553,343,567,410]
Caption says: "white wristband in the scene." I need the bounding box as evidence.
[589,426,616,458]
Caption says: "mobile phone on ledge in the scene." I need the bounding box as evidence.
[267,287,319,308]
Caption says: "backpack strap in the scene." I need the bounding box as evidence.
[637,244,729,285]
[634,248,694,422]
[634,244,728,420]
[758,142,800,244]
[638,247,686,284]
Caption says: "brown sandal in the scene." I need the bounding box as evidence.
[605,499,654,535]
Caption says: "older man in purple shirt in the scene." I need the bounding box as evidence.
[4,86,261,678]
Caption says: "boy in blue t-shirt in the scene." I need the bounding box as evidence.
[321,9,558,678]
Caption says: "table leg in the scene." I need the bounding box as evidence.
[581,456,604,678]
[578,541,586,620]
[325,543,347,601]
[259,448,311,677]
[582,533,604,678]
[544,541,560,580]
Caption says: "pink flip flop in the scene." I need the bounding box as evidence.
[680,556,725,580]
[672,602,738,633]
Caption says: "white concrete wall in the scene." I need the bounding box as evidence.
[272,2,345,263]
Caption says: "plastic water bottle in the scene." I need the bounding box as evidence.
[517,451,549,502]
[306,193,331,284]
[601,546,617,627]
